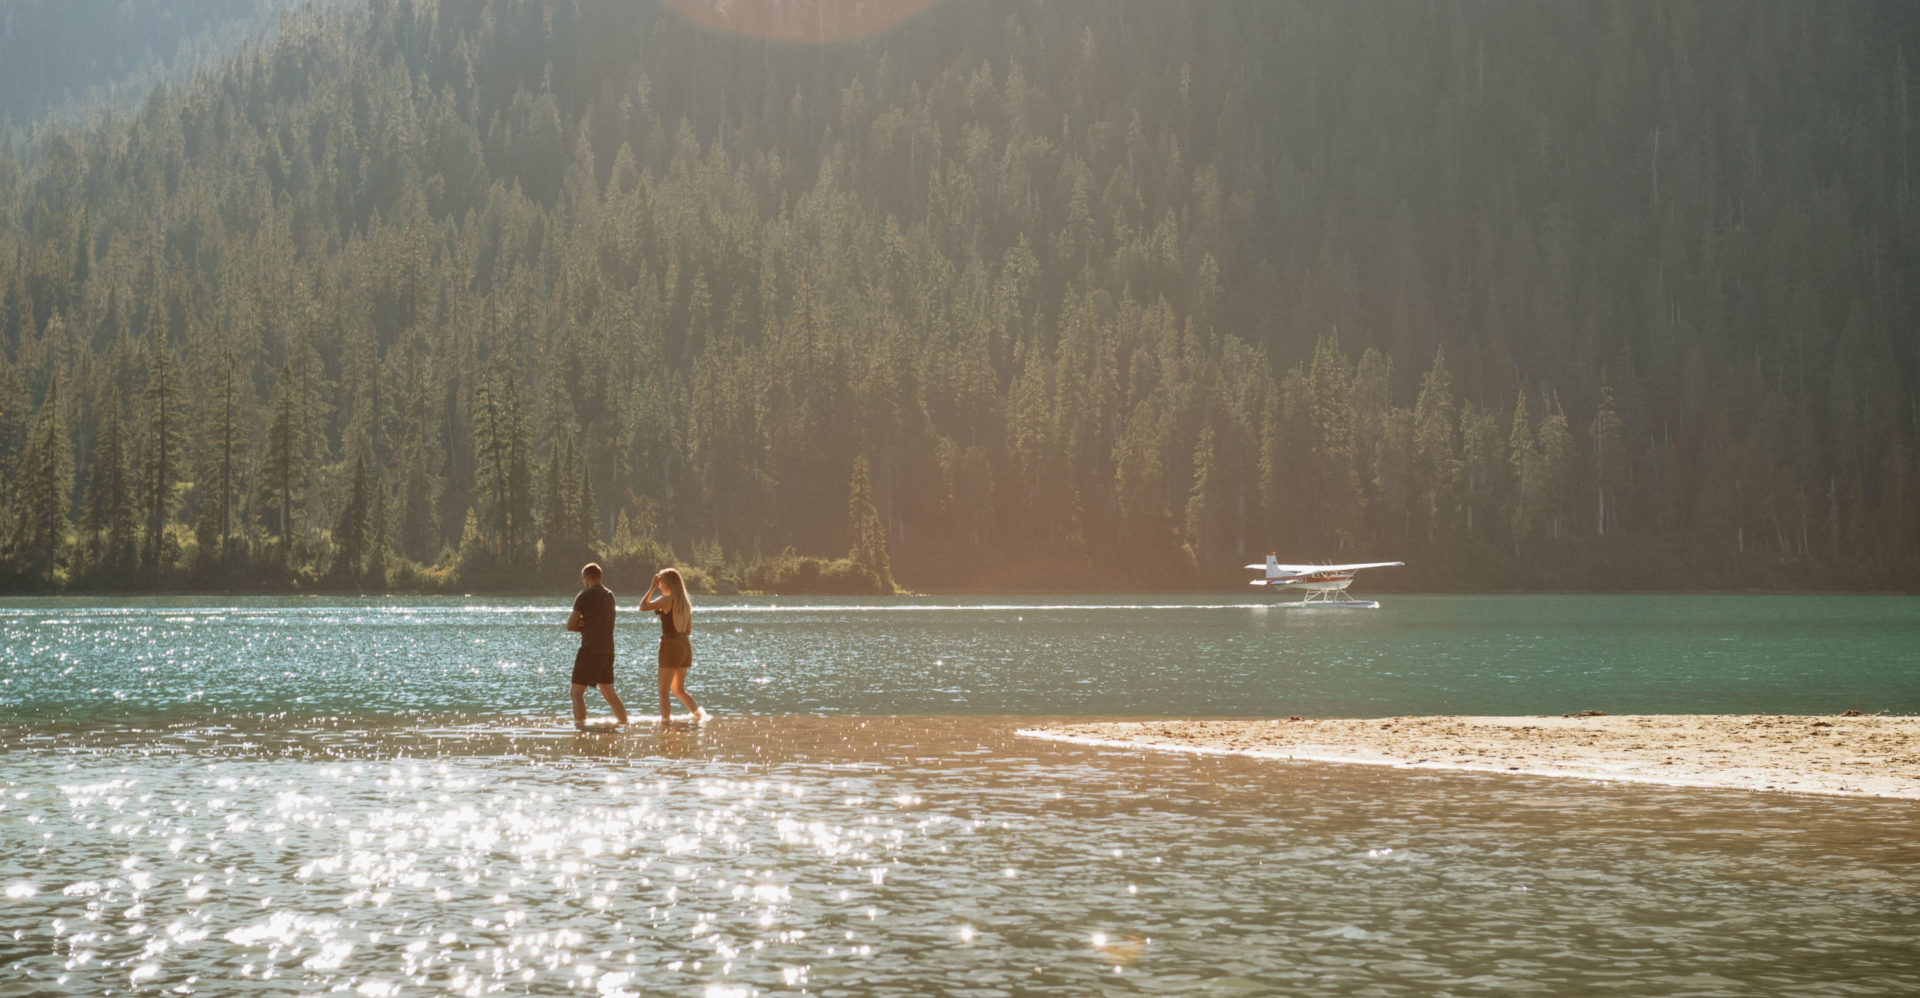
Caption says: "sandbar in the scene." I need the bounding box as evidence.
[1018,714,1920,799]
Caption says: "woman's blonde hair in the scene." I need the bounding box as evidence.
[659,567,692,632]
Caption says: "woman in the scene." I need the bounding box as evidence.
[639,567,701,724]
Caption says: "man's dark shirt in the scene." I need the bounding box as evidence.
[572,583,616,654]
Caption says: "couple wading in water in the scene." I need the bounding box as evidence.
[566,562,702,730]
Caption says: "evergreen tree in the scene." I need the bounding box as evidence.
[395,364,442,563]
[576,453,600,549]
[1412,349,1459,546]
[1508,388,1538,554]
[195,350,247,567]
[1591,375,1624,538]
[541,436,577,561]
[140,331,184,572]
[81,388,138,572]
[258,363,305,559]
[472,361,535,566]
[847,455,892,588]
[1459,402,1503,545]
[1184,423,1221,567]
[331,452,371,587]
[1537,394,1575,543]
[10,380,73,581]
[0,357,27,524]
[1307,333,1358,553]
[397,440,441,564]
[366,472,389,590]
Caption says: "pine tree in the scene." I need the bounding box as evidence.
[1536,394,1574,542]
[541,435,576,561]
[1591,374,1624,538]
[576,452,600,549]
[258,363,305,559]
[192,480,223,576]
[1459,402,1503,544]
[331,451,370,586]
[81,388,137,572]
[0,357,27,520]
[473,366,510,559]
[472,361,535,565]
[848,455,892,588]
[1412,349,1459,546]
[10,380,73,581]
[395,364,441,563]
[365,471,388,589]
[1184,423,1219,567]
[141,331,184,572]
[1307,333,1358,552]
[196,349,247,566]
[1507,387,1537,553]
[398,440,441,564]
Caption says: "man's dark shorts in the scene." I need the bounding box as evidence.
[571,649,615,686]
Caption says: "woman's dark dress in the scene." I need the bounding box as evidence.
[656,604,692,670]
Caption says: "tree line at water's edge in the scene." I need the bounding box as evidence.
[0,0,1916,595]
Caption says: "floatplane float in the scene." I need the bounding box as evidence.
[1247,553,1404,608]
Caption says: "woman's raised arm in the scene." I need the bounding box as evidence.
[638,573,669,611]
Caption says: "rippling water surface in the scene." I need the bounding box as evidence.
[3,594,1917,721]
[1,596,1917,994]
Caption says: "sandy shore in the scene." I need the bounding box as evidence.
[1018,714,1920,799]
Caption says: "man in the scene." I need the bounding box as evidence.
[567,562,628,730]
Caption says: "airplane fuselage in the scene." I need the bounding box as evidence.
[1268,571,1355,591]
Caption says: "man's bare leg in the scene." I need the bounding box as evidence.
[570,683,589,730]
[598,683,628,724]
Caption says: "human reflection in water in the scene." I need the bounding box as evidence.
[649,722,704,760]
[566,716,704,759]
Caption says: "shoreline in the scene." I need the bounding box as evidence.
[1018,714,1920,800]
[5,589,1920,599]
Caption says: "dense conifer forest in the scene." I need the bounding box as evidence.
[0,0,1916,594]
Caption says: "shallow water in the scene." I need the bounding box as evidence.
[1,595,1917,994]
[2,715,1917,995]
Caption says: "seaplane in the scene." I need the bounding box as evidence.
[1247,553,1404,608]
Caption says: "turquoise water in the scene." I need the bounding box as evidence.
[1,595,1917,994]
[3,595,1916,722]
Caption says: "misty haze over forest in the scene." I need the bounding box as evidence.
[0,0,1916,593]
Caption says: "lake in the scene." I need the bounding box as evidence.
[1,595,1917,994]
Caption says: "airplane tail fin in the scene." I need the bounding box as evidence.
[1265,553,1280,579]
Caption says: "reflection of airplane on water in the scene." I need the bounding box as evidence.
[1247,553,1404,609]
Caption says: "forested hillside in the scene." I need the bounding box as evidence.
[1,0,1916,593]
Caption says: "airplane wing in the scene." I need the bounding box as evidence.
[1248,560,1405,576]
[1254,561,1405,576]
[1307,562,1404,572]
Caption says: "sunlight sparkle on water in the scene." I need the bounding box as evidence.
[4,599,1920,994]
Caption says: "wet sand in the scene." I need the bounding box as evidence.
[1019,714,1920,799]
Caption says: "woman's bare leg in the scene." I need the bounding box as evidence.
[657,667,674,722]
[670,669,699,716]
